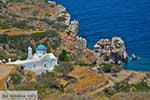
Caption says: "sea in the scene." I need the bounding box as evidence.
[51,0,150,71]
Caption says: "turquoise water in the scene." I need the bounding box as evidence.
[51,0,150,71]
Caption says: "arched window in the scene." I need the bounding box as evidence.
[44,64,47,68]
[21,66,24,70]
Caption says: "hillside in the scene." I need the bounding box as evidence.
[65,67,108,94]
[0,0,96,64]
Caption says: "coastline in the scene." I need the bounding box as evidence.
[51,0,150,72]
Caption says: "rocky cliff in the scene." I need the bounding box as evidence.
[94,37,128,65]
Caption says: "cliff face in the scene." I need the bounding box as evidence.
[94,37,128,65]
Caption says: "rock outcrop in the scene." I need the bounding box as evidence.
[131,54,137,60]
[94,37,128,65]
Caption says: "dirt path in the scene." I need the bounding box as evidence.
[86,79,115,96]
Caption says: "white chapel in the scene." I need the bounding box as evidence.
[8,44,58,74]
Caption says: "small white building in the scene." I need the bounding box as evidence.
[8,44,58,75]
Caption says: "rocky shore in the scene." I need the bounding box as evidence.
[94,37,128,65]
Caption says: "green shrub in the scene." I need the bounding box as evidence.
[12,20,35,30]
[21,7,32,11]
[104,88,114,97]
[52,23,68,31]
[32,30,61,49]
[114,83,132,92]
[14,82,36,90]
[58,50,72,62]
[28,17,38,21]
[0,34,33,51]
[98,63,122,73]
[32,30,58,39]
[7,0,26,3]
[104,82,150,97]
[0,30,61,60]
[54,62,73,76]
[0,15,6,19]
[0,22,11,29]
[133,83,150,92]
[104,83,131,97]
[0,34,8,43]
[10,72,22,85]
[57,16,67,22]
[44,0,49,3]
[37,71,63,91]
[8,13,20,18]
[75,61,90,66]
[9,71,63,96]
[32,11,39,16]
[40,18,68,31]
[40,18,55,25]
[45,13,52,17]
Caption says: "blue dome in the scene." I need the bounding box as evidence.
[36,44,47,51]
